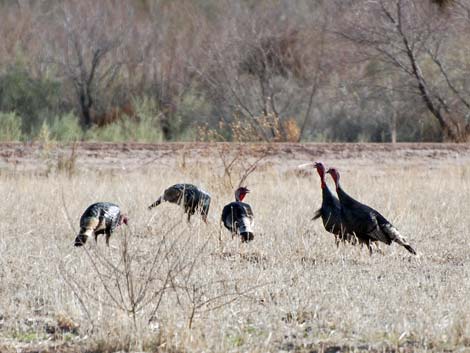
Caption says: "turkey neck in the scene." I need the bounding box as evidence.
[319,172,327,189]
[322,185,336,205]
[335,183,357,207]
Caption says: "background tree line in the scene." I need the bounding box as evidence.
[0,0,468,142]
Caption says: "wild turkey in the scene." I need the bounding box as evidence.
[310,162,346,246]
[221,187,254,242]
[74,202,128,247]
[326,168,416,255]
[148,183,211,222]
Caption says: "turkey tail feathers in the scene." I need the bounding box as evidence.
[239,216,253,234]
[312,208,322,221]
[239,216,254,242]
[386,224,417,255]
[403,244,417,255]
[148,196,163,210]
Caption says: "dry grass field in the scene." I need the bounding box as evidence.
[0,143,469,353]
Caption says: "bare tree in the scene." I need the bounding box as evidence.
[0,3,38,69]
[43,0,132,128]
[128,1,211,140]
[337,0,470,142]
[297,16,331,142]
[195,2,331,142]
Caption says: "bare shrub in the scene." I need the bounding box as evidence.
[216,144,269,190]
[42,0,134,128]
[60,224,187,334]
[336,0,470,142]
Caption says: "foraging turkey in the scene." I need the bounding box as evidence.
[74,202,128,247]
[327,168,416,255]
[221,187,254,242]
[148,183,211,222]
[310,162,346,246]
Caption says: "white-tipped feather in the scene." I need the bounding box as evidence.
[386,225,401,240]
[239,217,253,234]
[387,225,408,245]
[383,224,416,254]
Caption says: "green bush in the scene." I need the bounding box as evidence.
[0,112,22,141]
[397,112,442,142]
[174,89,212,140]
[157,88,212,141]
[36,120,52,145]
[85,120,163,142]
[48,112,83,142]
[85,98,164,142]
[0,62,61,135]
[313,107,390,142]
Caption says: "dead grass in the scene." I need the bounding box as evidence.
[0,145,469,352]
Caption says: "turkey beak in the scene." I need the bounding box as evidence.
[297,162,315,169]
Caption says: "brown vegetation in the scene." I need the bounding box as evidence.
[1,0,470,142]
[90,102,138,127]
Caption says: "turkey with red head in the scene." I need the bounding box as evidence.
[327,168,416,255]
[148,183,211,223]
[310,162,346,246]
[74,202,128,247]
[221,187,254,242]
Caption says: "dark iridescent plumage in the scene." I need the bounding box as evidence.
[311,162,346,245]
[75,202,126,247]
[328,168,416,255]
[221,187,254,242]
[148,183,211,222]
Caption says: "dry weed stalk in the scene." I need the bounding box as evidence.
[217,144,269,189]
[167,238,268,329]
[57,143,78,178]
[59,223,192,342]
[180,278,266,329]
[197,113,301,143]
